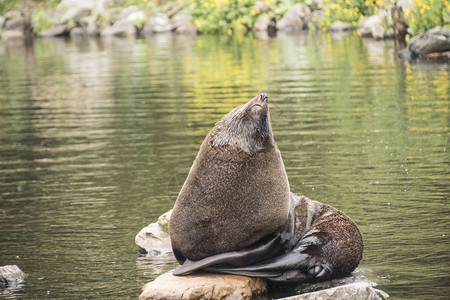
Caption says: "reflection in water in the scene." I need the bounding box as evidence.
[0,33,448,299]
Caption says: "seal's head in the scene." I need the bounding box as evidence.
[211,93,274,154]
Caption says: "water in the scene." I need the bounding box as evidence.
[0,32,448,299]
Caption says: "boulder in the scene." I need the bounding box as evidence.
[253,15,272,32]
[139,272,267,300]
[255,1,272,13]
[329,21,354,32]
[70,27,88,37]
[143,13,174,35]
[408,26,450,57]
[171,10,191,30]
[4,14,25,31]
[101,18,136,37]
[4,10,22,20]
[136,210,172,254]
[0,265,26,289]
[276,4,311,32]
[176,24,197,35]
[279,282,389,300]
[358,10,392,39]
[54,0,95,24]
[40,25,70,37]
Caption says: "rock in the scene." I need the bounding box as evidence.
[117,5,140,20]
[176,23,197,35]
[40,25,70,37]
[1,30,24,40]
[358,10,392,39]
[329,21,354,32]
[143,13,174,35]
[171,10,191,30]
[136,210,172,254]
[253,15,272,32]
[255,1,272,13]
[139,272,267,300]
[54,0,95,24]
[4,15,25,31]
[70,27,88,37]
[0,16,5,29]
[101,18,136,37]
[308,0,324,11]
[0,265,26,289]
[163,1,184,18]
[117,6,146,28]
[3,10,22,20]
[278,282,389,300]
[408,26,450,57]
[276,4,311,32]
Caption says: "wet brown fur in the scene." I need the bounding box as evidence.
[170,94,290,261]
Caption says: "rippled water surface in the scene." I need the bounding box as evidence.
[0,33,448,299]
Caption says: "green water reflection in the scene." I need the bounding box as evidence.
[0,33,448,299]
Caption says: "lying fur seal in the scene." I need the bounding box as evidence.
[170,93,363,283]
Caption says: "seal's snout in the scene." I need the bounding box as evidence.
[260,93,268,102]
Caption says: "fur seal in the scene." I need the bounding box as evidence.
[170,93,291,261]
[170,93,363,284]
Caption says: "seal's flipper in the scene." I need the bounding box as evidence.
[173,233,286,276]
[201,251,332,283]
[187,232,333,282]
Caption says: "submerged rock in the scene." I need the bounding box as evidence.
[136,210,172,254]
[139,272,267,300]
[0,265,26,289]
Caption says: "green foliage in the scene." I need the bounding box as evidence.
[31,9,54,33]
[318,0,380,28]
[0,0,17,15]
[189,0,260,34]
[405,0,450,35]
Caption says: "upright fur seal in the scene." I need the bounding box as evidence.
[170,93,291,261]
[170,93,363,284]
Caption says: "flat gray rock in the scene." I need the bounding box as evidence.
[279,281,389,300]
[0,265,26,289]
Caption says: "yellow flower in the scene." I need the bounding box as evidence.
[405,7,411,16]
[227,28,233,35]
[193,19,202,28]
